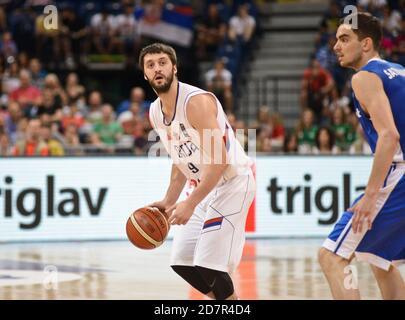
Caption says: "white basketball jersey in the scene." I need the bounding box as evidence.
[149,81,250,185]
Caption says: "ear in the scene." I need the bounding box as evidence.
[144,75,148,81]
[174,65,178,76]
[363,37,374,52]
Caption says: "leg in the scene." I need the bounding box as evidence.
[371,265,405,300]
[171,265,212,297]
[195,265,236,300]
[192,171,255,300]
[318,248,360,300]
[170,205,215,299]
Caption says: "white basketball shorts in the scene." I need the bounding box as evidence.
[170,168,256,273]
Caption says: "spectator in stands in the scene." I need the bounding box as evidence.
[268,113,285,152]
[0,31,18,62]
[17,52,30,70]
[331,107,355,151]
[85,90,104,124]
[228,3,256,43]
[300,58,337,122]
[60,7,88,68]
[117,86,150,115]
[89,8,119,54]
[117,111,135,149]
[44,73,67,106]
[3,101,22,145]
[61,99,85,131]
[91,104,123,146]
[9,69,42,112]
[196,3,227,60]
[296,109,318,154]
[133,117,149,155]
[13,118,49,156]
[313,126,339,155]
[283,131,298,154]
[40,123,65,156]
[29,58,46,90]
[0,131,11,156]
[35,88,61,117]
[63,123,82,154]
[14,116,28,143]
[205,58,233,111]
[118,102,142,129]
[256,107,285,152]
[65,72,85,102]
[349,123,373,155]
[2,62,20,95]
[115,3,140,60]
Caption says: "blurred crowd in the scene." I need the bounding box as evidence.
[256,0,405,155]
[0,0,258,157]
[2,0,401,157]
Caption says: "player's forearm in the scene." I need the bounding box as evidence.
[365,131,399,196]
[187,163,228,207]
[164,165,187,204]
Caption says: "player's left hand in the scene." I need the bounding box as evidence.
[348,194,378,234]
[166,201,196,225]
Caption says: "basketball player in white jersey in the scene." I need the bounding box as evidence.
[140,43,255,300]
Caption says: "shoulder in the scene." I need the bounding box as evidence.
[186,93,218,128]
[188,92,216,108]
[187,93,217,118]
[351,70,382,90]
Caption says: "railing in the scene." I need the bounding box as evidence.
[238,75,302,122]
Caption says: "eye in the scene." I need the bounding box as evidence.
[159,60,166,66]
[147,62,154,69]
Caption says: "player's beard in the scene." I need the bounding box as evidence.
[149,69,175,94]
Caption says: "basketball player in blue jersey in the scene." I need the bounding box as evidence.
[319,12,405,299]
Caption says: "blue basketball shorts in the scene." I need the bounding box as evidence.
[323,163,405,270]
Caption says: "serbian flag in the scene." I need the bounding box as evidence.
[136,5,194,47]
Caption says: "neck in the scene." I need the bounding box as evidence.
[159,79,179,116]
[354,52,380,71]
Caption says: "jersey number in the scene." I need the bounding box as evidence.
[188,162,199,174]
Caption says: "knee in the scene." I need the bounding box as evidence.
[370,264,391,278]
[318,247,340,271]
[195,265,234,300]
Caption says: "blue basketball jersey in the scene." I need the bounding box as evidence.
[353,58,405,162]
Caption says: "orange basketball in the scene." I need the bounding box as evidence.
[126,207,170,249]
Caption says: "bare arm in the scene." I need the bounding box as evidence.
[166,94,229,224]
[148,110,187,211]
[352,71,400,196]
[350,71,400,232]
[164,164,187,205]
[185,94,229,207]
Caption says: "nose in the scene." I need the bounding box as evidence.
[333,41,340,53]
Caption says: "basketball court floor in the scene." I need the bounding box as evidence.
[0,239,404,300]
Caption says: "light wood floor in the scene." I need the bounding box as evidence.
[0,239,403,300]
